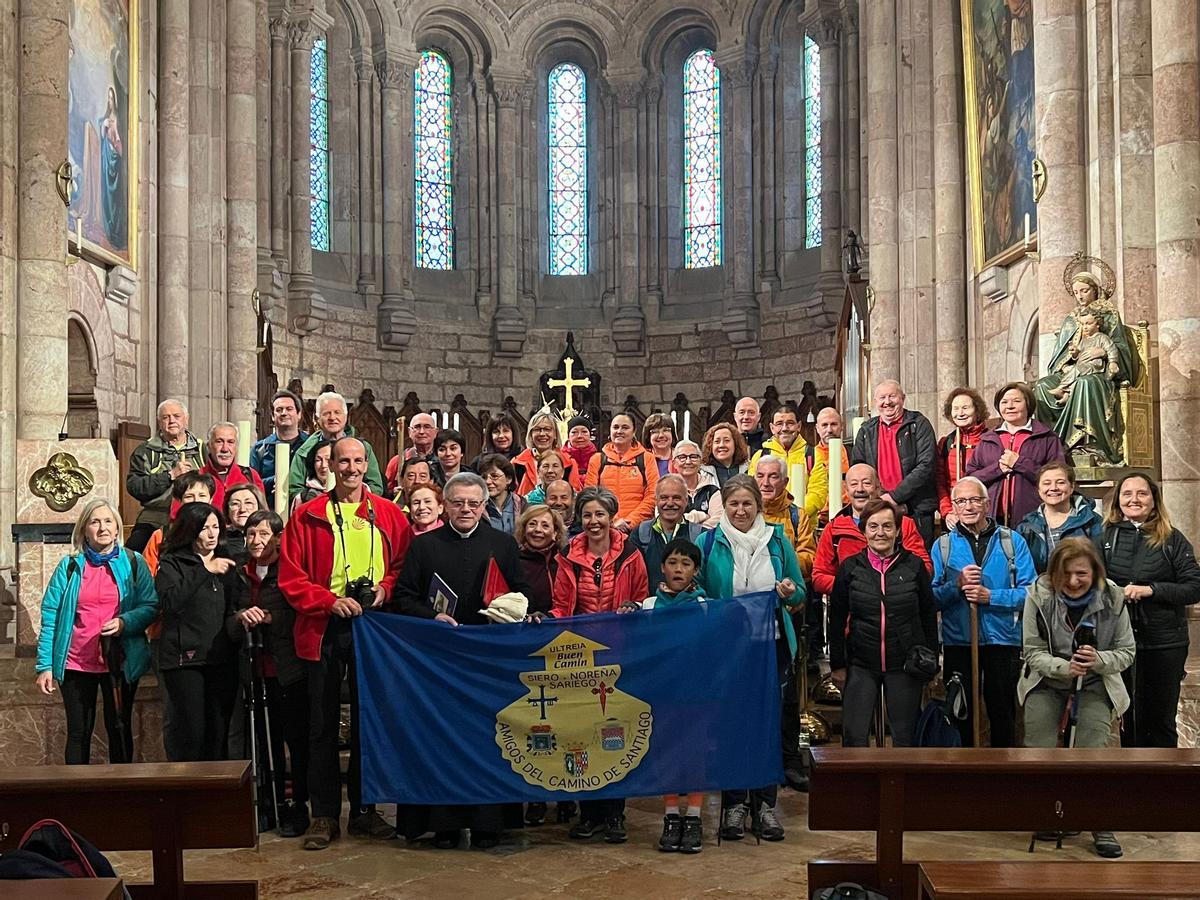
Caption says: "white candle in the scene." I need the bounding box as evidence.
[274,442,290,520]
[237,420,253,466]
[850,416,865,441]
[452,413,460,432]
[683,410,691,442]
[441,411,449,429]
[670,410,678,429]
[1024,213,1031,247]
[828,438,844,516]
[789,463,807,507]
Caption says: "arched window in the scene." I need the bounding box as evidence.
[803,34,822,250]
[414,49,454,270]
[682,49,721,268]
[547,62,588,276]
[310,37,330,252]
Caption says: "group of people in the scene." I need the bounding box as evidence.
[34,375,1198,859]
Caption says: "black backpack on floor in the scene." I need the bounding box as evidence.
[0,819,131,898]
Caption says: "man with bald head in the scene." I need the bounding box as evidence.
[850,380,938,545]
[279,436,413,849]
[813,406,850,520]
[385,412,438,495]
[734,396,766,455]
[812,463,931,596]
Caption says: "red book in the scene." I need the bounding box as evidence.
[482,556,509,607]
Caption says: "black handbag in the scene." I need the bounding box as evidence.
[902,644,939,682]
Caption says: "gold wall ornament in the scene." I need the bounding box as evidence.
[1032,158,1047,203]
[29,452,96,513]
[55,160,73,206]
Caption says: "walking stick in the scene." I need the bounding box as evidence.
[969,602,982,747]
[101,634,130,763]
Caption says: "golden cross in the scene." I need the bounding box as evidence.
[546,357,591,415]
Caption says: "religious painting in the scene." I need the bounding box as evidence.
[961,0,1036,272]
[67,0,138,269]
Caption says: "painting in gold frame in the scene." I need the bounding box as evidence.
[67,0,138,270]
[960,0,1036,273]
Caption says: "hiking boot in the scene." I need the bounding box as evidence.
[604,815,628,844]
[525,802,547,826]
[556,800,578,823]
[568,818,606,839]
[751,801,785,841]
[1092,832,1123,858]
[721,802,749,840]
[302,816,339,850]
[433,830,460,849]
[348,809,396,839]
[658,813,682,852]
[472,830,499,850]
[679,815,703,854]
[277,801,310,838]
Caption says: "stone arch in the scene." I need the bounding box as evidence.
[403,0,510,55]
[66,264,117,438]
[67,317,100,438]
[411,7,496,74]
[635,5,726,66]
[518,15,614,71]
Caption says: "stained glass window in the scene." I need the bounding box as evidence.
[310,37,330,252]
[683,49,722,268]
[804,34,822,249]
[547,62,588,276]
[415,49,454,270]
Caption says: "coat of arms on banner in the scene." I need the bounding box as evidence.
[495,631,653,791]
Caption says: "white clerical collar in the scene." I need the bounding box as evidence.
[452,522,481,539]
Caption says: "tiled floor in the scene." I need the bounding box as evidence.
[107,790,1200,899]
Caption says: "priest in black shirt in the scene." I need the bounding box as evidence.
[390,471,532,847]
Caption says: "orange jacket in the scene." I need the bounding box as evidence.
[551,530,649,617]
[513,446,583,496]
[583,441,660,527]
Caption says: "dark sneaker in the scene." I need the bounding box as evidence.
[604,815,628,844]
[784,766,810,792]
[679,815,703,854]
[751,801,784,841]
[302,816,340,850]
[1092,832,1123,858]
[721,802,749,841]
[556,801,578,823]
[472,830,500,850]
[568,818,606,839]
[348,810,396,839]
[277,801,310,838]
[658,813,682,852]
[433,830,460,849]
[525,802,547,826]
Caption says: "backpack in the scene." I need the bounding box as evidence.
[915,674,967,748]
[935,528,1017,587]
[761,442,816,474]
[597,449,647,488]
[1,819,131,897]
[66,549,141,589]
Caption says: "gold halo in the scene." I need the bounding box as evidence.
[1062,251,1116,300]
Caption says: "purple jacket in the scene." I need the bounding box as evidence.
[966,421,1065,527]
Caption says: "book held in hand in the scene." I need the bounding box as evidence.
[428,573,458,618]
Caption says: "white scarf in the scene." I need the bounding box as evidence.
[719,514,776,594]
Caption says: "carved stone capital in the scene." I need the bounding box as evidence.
[287,281,327,335]
[643,76,663,105]
[288,20,313,51]
[376,59,413,90]
[492,305,527,356]
[104,266,137,305]
[352,48,374,83]
[611,306,646,356]
[378,295,418,349]
[818,15,842,47]
[716,53,756,89]
[611,79,642,108]
[722,298,761,349]
[491,78,531,109]
[269,15,289,42]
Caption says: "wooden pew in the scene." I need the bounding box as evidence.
[0,761,257,900]
[918,860,1200,898]
[808,747,1200,900]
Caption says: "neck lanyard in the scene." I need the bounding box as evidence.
[331,494,376,583]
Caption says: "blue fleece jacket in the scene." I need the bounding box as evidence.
[931,525,1036,647]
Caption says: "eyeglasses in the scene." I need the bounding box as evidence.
[445,499,484,510]
[952,497,986,508]
[591,557,603,588]
[673,453,701,462]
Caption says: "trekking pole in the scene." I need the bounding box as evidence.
[1064,622,1096,750]
[251,629,280,818]
[101,635,130,763]
[969,602,983,747]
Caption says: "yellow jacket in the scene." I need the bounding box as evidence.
[748,437,829,520]
[761,491,817,580]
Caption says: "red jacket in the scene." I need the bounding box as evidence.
[812,506,932,596]
[278,489,413,661]
[551,530,649,617]
[200,460,266,513]
[513,446,583,496]
[935,422,987,519]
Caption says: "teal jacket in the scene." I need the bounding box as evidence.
[36,549,159,684]
[285,425,384,499]
[698,523,806,660]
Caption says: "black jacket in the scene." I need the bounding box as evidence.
[155,550,240,670]
[518,545,560,616]
[829,547,938,674]
[1096,522,1200,650]
[239,562,304,687]
[850,410,938,516]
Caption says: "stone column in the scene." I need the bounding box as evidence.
[1111,0,1156,325]
[932,0,967,398]
[375,55,418,348]
[226,0,258,422]
[158,0,191,401]
[285,12,329,333]
[490,75,529,356]
[354,50,375,294]
[642,77,663,308]
[1152,0,1200,533]
[715,50,759,348]
[610,77,645,355]
[269,12,289,270]
[864,0,899,381]
[757,51,779,289]
[255,0,281,314]
[472,75,494,310]
[1086,0,1116,263]
[841,3,862,235]
[17,0,69,440]
[817,16,843,277]
[1033,0,1088,352]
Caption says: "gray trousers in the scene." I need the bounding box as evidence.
[1023,680,1115,748]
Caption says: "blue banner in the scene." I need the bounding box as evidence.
[354,592,782,804]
